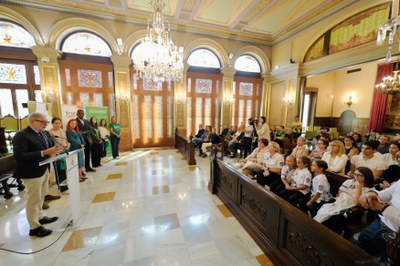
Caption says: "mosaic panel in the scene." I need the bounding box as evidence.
[0,63,27,84]
[239,82,253,96]
[195,79,212,94]
[78,69,102,88]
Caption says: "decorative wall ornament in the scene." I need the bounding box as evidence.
[78,69,102,88]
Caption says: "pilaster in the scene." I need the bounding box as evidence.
[221,67,235,126]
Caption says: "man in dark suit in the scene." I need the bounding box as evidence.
[13,112,63,237]
[76,109,95,172]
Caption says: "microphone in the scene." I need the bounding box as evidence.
[53,135,69,155]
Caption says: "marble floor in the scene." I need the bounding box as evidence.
[0,149,274,266]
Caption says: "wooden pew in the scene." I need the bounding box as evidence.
[174,132,196,165]
[208,153,373,265]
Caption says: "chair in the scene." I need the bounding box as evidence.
[20,116,28,130]
[0,115,18,131]
[304,131,315,140]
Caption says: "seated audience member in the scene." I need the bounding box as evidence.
[219,125,229,139]
[381,151,400,188]
[241,138,269,177]
[228,124,245,157]
[311,127,329,145]
[299,160,331,217]
[273,125,286,148]
[194,124,205,138]
[322,140,348,174]
[280,156,312,206]
[357,181,400,263]
[290,136,309,159]
[349,141,385,180]
[223,125,237,153]
[256,141,284,187]
[192,125,209,155]
[270,155,297,194]
[200,127,221,157]
[242,118,255,158]
[314,167,376,234]
[365,129,378,141]
[309,139,329,160]
[344,136,359,173]
[351,132,363,150]
[380,142,400,170]
[377,135,390,154]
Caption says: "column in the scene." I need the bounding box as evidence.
[174,63,189,134]
[221,67,235,126]
[260,74,270,120]
[110,55,133,152]
[31,47,62,117]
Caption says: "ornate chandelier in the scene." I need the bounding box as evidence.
[375,61,400,95]
[132,0,184,84]
[376,16,400,62]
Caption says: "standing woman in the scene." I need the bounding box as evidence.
[109,116,121,159]
[66,119,85,182]
[255,116,271,141]
[48,117,69,149]
[89,117,102,167]
[99,119,110,158]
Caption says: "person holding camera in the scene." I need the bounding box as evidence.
[255,116,270,141]
[242,118,255,158]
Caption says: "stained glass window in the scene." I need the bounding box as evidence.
[187,49,220,68]
[62,32,112,57]
[195,79,212,94]
[204,98,211,126]
[195,97,203,129]
[167,96,172,138]
[94,93,103,106]
[0,21,35,48]
[143,78,162,91]
[234,55,261,73]
[239,82,253,96]
[155,96,163,139]
[78,69,102,88]
[187,97,192,135]
[80,92,90,107]
[133,95,140,139]
[0,63,27,84]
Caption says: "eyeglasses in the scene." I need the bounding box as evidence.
[35,119,49,124]
[354,172,363,177]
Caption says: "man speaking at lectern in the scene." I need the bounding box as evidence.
[13,112,64,237]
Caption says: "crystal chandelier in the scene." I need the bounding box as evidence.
[132,0,184,84]
[375,61,400,95]
[377,16,400,62]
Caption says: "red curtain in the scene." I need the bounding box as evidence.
[368,63,393,132]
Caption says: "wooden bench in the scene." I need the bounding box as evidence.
[174,132,196,165]
[208,157,373,265]
[0,155,24,199]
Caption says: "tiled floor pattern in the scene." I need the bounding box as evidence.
[0,150,273,265]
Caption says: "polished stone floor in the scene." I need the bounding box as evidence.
[0,149,274,265]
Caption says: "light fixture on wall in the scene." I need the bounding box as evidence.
[132,0,184,84]
[375,60,400,95]
[344,96,352,108]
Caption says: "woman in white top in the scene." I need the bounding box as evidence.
[290,136,309,159]
[380,143,400,170]
[255,116,271,141]
[241,138,269,177]
[256,141,284,187]
[322,140,348,174]
[99,119,110,158]
[280,156,312,206]
[48,117,69,149]
[314,167,376,234]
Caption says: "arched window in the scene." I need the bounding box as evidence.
[0,20,35,48]
[187,49,221,68]
[61,32,112,57]
[234,55,261,73]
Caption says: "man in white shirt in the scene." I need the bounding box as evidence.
[349,141,385,180]
[358,182,400,262]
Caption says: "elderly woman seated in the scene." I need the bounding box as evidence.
[240,138,269,177]
[290,136,309,158]
[256,141,285,187]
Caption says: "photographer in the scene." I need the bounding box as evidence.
[242,118,255,158]
[255,116,270,141]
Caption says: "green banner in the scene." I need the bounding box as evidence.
[85,106,111,155]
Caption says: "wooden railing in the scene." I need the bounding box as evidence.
[208,152,373,265]
[174,132,196,165]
